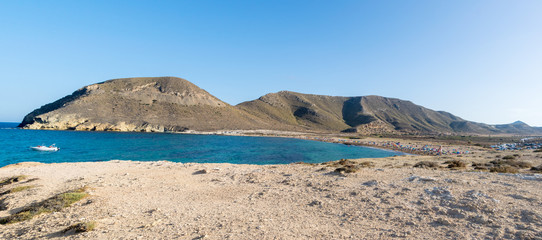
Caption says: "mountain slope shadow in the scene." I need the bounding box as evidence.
[342,97,376,127]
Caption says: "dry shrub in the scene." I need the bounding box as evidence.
[531,165,542,173]
[193,169,207,175]
[331,159,374,173]
[533,149,542,153]
[511,161,533,169]
[63,221,96,234]
[471,162,486,167]
[335,165,360,173]
[490,159,532,169]
[327,159,357,167]
[358,161,375,168]
[502,155,516,160]
[445,160,466,169]
[472,162,490,171]
[490,166,519,173]
[413,161,440,169]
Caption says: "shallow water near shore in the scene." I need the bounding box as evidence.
[0,122,402,167]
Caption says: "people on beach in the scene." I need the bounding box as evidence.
[299,136,469,155]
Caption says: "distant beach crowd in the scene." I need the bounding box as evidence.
[491,138,542,151]
[299,136,469,155]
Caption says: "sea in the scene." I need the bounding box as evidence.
[0,122,402,167]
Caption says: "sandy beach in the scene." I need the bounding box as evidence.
[1,142,542,239]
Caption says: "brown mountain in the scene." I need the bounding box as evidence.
[239,91,478,134]
[238,91,542,135]
[19,77,272,132]
[494,121,542,135]
[19,77,542,135]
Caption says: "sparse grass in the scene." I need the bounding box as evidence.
[0,175,27,188]
[9,185,35,193]
[1,185,34,197]
[0,207,51,224]
[60,190,88,208]
[413,161,440,169]
[0,187,88,225]
[490,166,519,173]
[63,221,96,234]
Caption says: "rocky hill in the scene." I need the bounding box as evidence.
[19,77,542,135]
[18,77,273,132]
[239,92,479,134]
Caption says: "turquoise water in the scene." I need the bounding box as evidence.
[0,122,402,167]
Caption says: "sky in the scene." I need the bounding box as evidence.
[1,1,541,126]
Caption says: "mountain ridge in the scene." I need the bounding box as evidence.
[18,77,542,136]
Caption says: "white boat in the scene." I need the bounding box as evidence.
[31,144,59,152]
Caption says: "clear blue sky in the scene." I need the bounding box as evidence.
[1,1,541,126]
